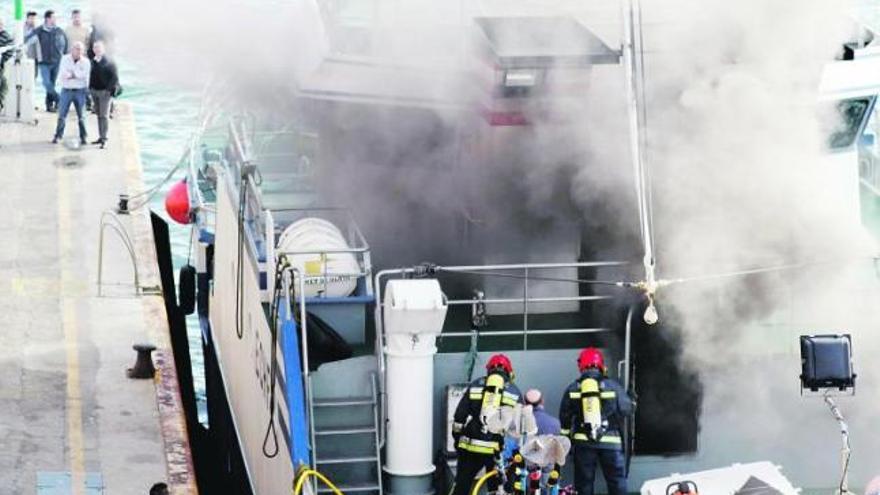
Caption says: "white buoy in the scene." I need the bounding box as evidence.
[277,217,360,298]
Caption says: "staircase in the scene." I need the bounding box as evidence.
[309,360,383,494]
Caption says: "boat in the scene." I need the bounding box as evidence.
[158,1,880,493]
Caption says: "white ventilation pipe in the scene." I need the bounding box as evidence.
[383,279,448,477]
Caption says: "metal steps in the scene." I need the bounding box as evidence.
[313,397,373,407]
[317,482,380,493]
[315,426,376,436]
[316,455,378,465]
[307,372,383,494]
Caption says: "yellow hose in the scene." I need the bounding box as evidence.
[293,468,345,495]
[469,469,498,495]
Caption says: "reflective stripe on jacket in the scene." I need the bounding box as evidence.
[453,374,523,455]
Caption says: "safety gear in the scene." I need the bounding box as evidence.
[578,348,605,373]
[548,465,561,495]
[504,450,526,495]
[528,470,542,493]
[486,353,514,375]
[580,377,604,441]
[559,369,633,451]
[453,375,523,456]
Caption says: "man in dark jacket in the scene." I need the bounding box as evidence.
[559,348,634,495]
[452,353,523,495]
[0,19,13,109]
[26,10,67,111]
[89,41,118,147]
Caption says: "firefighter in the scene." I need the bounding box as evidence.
[452,353,523,495]
[559,348,634,495]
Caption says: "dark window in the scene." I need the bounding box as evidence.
[828,97,872,150]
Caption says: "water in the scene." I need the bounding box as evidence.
[0,0,208,416]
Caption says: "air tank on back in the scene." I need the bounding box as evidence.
[276,217,360,298]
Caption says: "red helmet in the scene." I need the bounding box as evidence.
[486,353,513,375]
[578,347,605,372]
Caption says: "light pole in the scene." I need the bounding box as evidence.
[14,0,24,42]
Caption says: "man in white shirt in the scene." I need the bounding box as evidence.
[53,41,90,144]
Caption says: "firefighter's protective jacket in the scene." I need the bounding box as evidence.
[559,369,634,450]
[452,373,523,455]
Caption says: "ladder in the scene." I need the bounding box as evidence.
[311,373,383,494]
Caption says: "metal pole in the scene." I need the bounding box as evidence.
[14,0,23,37]
[624,305,634,391]
[523,267,529,350]
[823,392,854,495]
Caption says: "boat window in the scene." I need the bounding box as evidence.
[826,97,872,149]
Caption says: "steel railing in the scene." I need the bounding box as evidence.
[96,210,141,297]
[372,261,627,448]
[273,208,374,299]
[279,266,316,481]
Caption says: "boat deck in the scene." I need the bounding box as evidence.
[0,105,196,494]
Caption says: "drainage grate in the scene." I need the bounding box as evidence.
[37,472,104,494]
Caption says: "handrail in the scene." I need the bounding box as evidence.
[97,210,141,297]
[370,371,384,495]
[438,328,611,338]
[271,207,371,252]
[373,260,628,450]
[288,268,314,473]
[446,295,612,306]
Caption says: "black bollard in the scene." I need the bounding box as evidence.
[127,343,157,379]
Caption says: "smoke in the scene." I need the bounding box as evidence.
[96,0,880,487]
[626,0,880,488]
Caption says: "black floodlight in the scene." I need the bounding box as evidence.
[800,334,855,393]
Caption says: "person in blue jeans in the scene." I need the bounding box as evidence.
[26,10,67,112]
[53,42,90,144]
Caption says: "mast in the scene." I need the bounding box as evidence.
[621,0,659,323]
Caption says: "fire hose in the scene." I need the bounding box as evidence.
[470,470,499,495]
[293,469,344,495]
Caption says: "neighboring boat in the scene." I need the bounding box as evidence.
[167,2,880,494]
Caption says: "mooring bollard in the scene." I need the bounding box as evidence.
[127,343,157,379]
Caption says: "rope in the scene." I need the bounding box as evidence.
[262,255,291,459]
[660,256,877,286]
[234,173,249,339]
[292,469,344,495]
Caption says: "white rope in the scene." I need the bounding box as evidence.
[622,0,657,295]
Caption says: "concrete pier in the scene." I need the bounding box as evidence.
[0,104,197,494]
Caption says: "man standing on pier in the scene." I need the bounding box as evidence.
[0,19,13,110]
[64,10,90,53]
[26,10,67,112]
[53,42,90,145]
[89,41,117,148]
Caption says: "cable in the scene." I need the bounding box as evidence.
[660,256,877,286]
[234,172,249,340]
[262,255,291,459]
[436,267,631,287]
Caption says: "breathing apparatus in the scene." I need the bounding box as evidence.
[580,376,605,441]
